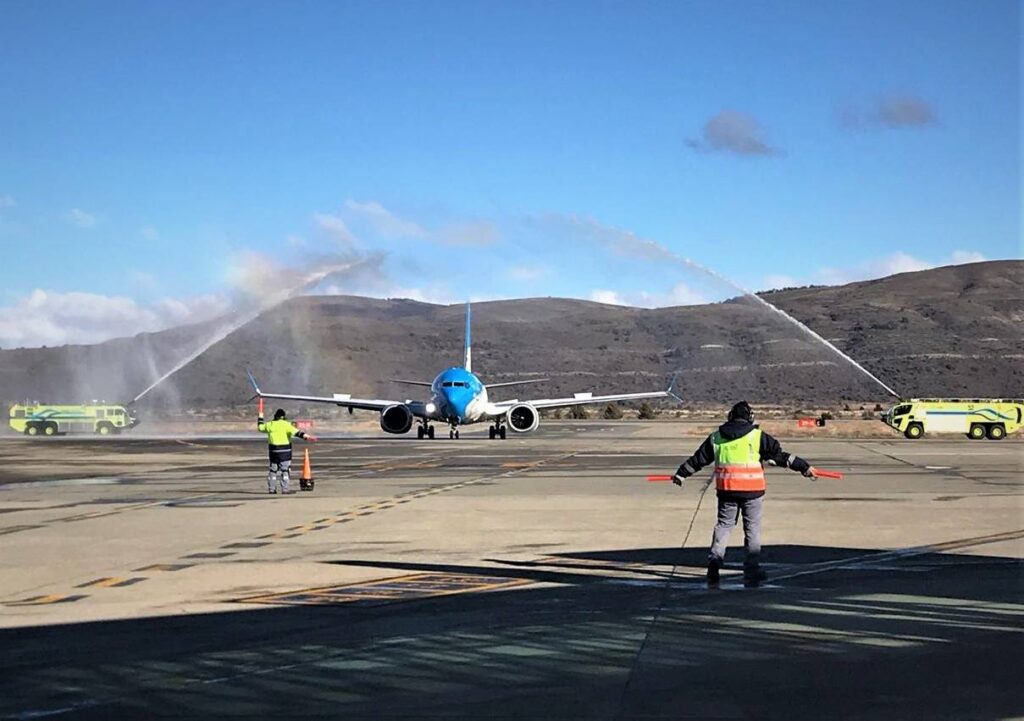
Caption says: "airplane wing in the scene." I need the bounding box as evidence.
[247,371,427,416]
[486,379,549,389]
[487,390,669,414]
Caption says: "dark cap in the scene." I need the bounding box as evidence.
[274,409,287,420]
[727,401,753,422]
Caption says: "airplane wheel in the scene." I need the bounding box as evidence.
[489,426,496,440]
[499,426,507,440]
[417,426,425,439]
[427,426,435,439]
[455,430,460,439]
[449,429,454,439]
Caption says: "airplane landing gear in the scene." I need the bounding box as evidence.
[489,424,507,440]
[417,422,435,439]
[449,427,460,440]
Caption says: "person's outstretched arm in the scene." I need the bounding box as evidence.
[673,435,715,485]
[760,432,815,477]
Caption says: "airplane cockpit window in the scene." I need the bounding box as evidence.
[442,382,453,387]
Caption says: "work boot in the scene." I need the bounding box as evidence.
[743,566,767,588]
[268,489,277,495]
[706,560,721,588]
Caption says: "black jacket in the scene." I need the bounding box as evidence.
[675,419,811,500]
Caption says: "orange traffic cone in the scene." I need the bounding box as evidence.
[299,448,315,492]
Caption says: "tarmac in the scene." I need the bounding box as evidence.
[0,421,1021,719]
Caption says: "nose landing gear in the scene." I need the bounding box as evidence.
[449,426,460,440]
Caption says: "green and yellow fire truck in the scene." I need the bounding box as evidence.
[882,399,1023,440]
[8,403,138,437]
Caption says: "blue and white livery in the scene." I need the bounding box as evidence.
[248,303,672,439]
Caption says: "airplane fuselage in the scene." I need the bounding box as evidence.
[430,367,489,426]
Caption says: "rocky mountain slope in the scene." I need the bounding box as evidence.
[1,261,1020,410]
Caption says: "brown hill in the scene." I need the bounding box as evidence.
[1,260,1020,410]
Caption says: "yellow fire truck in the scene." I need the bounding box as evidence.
[881,399,1023,440]
[8,403,138,437]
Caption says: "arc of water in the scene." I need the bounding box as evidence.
[675,254,900,398]
[131,258,367,404]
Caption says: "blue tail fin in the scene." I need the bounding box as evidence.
[463,302,472,371]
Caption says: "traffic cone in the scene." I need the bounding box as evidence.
[299,448,315,492]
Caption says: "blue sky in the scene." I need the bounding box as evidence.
[0,0,1019,347]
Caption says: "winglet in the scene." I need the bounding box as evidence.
[246,369,263,398]
[666,371,684,404]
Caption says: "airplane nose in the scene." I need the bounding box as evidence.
[442,389,470,419]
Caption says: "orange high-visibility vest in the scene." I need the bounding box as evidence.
[713,428,767,492]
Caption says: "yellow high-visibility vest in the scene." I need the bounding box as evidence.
[258,419,298,446]
[712,428,766,492]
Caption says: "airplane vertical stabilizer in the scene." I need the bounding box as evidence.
[463,302,472,371]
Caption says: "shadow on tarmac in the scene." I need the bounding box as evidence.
[1,546,1021,720]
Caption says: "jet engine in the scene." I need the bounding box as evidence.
[506,403,540,433]
[380,404,414,434]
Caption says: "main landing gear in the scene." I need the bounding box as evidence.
[416,422,435,440]
[488,424,507,440]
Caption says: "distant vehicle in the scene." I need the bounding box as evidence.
[8,403,138,437]
[882,399,1023,440]
[248,303,673,440]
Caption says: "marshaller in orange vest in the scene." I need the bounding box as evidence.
[257,408,317,495]
[672,401,817,587]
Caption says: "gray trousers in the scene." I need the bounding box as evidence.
[708,495,764,571]
[268,460,292,492]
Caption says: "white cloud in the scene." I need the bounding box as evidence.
[344,199,428,238]
[589,283,707,308]
[436,220,499,247]
[507,265,549,281]
[0,195,14,209]
[686,111,780,156]
[817,250,987,285]
[761,274,800,291]
[842,95,938,129]
[950,250,986,265]
[68,208,99,228]
[0,289,226,348]
[127,270,159,291]
[313,212,358,247]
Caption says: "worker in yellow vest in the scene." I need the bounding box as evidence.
[673,401,817,587]
[258,408,316,494]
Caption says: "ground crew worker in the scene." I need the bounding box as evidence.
[672,401,817,587]
[257,408,316,494]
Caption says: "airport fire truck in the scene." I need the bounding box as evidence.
[8,403,138,437]
[881,399,1023,440]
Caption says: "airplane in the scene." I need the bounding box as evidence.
[247,303,673,440]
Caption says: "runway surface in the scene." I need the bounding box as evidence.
[1,421,1021,719]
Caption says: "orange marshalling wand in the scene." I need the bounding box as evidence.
[647,468,844,482]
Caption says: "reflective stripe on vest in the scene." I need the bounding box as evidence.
[712,428,766,492]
